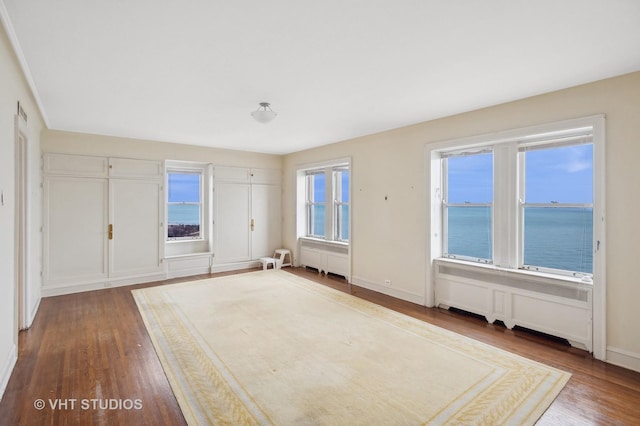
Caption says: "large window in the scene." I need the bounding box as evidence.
[440,124,599,278]
[304,163,350,243]
[167,171,202,240]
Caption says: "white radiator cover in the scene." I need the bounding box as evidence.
[299,238,350,281]
[434,259,592,351]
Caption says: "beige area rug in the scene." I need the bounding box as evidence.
[132,270,570,425]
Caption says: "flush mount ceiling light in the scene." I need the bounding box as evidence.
[251,102,277,124]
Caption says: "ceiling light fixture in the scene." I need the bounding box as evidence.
[251,102,277,124]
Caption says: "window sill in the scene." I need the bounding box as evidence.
[435,257,593,287]
[299,236,349,248]
[166,238,207,244]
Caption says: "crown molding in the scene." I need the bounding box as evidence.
[0,0,49,127]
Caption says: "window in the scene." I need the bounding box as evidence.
[443,150,493,262]
[167,171,202,240]
[438,121,600,279]
[303,161,350,243]
[520,142,593,273]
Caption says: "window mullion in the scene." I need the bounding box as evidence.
[493,143,519,268]
[441,158,449,256]
[324,168,333,241]
[306,176,313,236]
[517,151,526,268]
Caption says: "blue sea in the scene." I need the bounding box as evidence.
[447,206,593,273]
[168,205,200,225]
[310,205,349,241]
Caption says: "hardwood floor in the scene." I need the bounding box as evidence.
[1,267,639,425]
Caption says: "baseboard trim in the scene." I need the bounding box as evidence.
[42,273,167,297]
[41,261,264,296]
[351,276,425,305]
[166,266,211,279]
[25,296,41,329]
[0,344,17,402]
[211,261,261,273]
[606,346,640,373]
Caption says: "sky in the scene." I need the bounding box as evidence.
[447,144,593,204]
[168,173,200,202]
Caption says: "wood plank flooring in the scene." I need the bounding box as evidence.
[1,267,639,425]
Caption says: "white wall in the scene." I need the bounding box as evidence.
[0,22,44,397]
[42,130,282,170]
[282,72,640,372]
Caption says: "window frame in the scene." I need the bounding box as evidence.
[333,166,350,242]
[297,158,351,245]
[305,171,326,239]
[517,140,594,277]
[426,114,606,359]
[442,149,494,263]
[439,128,597,278]
[166,164,207,242]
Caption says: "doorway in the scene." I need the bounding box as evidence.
[14,110,29,335]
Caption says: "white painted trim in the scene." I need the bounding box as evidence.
[26,296,40,328]
[165,252,213,278]
[425,115,605,152]
[14,115,29,333]
[211,260,262,274]
[39,260,259,296]
[295,156,352,173]
[41,273,167,297]
[591,115,607,361]
[166,266,211,279]
[352,276,425,305]
[0,343,17,401]
[0,2,49,126]
[606,346,640,374]
[424,148,441,307]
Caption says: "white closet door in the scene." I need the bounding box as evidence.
[109,179,163,277]
[44,177,108,286]
[251,184,282,259]
[215,183,251,263]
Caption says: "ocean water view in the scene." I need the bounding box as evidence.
[171,202,590,272]
[310,205,349,241]
[167,205,201,238]
[168,204,200,225]
[447,206,593,273]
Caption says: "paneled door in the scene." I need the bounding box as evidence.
[109,178,164,278]
[251,184,281,259]
[44,176,109,287]
[215,182,252,263]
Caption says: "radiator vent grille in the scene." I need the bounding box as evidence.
[300,239,349,255]
[438,265,590,302]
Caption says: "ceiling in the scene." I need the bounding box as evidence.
[2,1,639,155]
